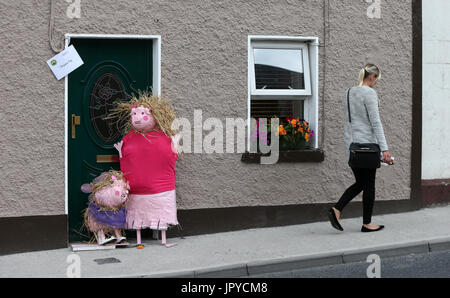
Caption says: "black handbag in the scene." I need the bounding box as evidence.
[347,88,381,169]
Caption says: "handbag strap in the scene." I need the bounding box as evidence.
[347,87,352,123]
[346,87,354,143]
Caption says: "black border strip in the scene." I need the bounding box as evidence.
[0,215,68,256]
[165,199,418,239]
[421,179,450,205]
[411,0,423,207]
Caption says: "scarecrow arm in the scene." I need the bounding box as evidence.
[114,140,123,158]
[171,134,181,154]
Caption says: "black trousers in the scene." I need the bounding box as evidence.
[334,167,377,225]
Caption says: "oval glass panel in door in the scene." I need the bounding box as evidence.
[90,72,127,143]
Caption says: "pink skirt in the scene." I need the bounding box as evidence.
[125,190,178,230]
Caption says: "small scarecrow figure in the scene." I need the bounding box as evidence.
[112,91,180,248]
[81,170,129,245]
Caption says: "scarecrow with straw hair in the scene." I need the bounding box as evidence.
[111,91,181,248]
[81,170,129,245]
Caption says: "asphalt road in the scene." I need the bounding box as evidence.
[249,250,450,278]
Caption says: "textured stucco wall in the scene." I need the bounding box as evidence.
[0,0,413,217]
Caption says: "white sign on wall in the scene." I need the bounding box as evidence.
[47,45,84,80]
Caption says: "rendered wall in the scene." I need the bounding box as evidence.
[0,0,413,217]
[422,0,450,180]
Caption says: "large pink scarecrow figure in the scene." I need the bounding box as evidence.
[113,92,180,248]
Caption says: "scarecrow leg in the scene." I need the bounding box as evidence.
[136,229,142,245]
[97,229,106,245]
[161,230,166,244]
[114,229,126,243]
[114,229,121,239]
[161,230,177,248]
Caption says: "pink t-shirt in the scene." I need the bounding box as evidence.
[120,129,177,195]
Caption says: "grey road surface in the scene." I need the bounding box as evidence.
[249,250,450,278]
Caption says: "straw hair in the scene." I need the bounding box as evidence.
[358,63,381,86]
[109,90,177,137]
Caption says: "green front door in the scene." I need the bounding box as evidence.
[68,38,153,242]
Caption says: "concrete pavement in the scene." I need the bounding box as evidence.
[0,204,449,278]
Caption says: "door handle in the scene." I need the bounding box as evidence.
[71,114,81,139]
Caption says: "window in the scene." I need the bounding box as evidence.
[247,36,319,151]
[254,49,305,90]
[251,44,311,95]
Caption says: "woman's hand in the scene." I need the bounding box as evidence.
[382,150,394,165]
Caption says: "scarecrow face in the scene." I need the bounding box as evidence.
[131,105,156,132]
[95,176,129,208]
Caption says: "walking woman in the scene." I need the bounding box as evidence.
[328,63,394,233]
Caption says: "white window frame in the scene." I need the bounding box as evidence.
[247,35,319,151]
[249,41,311,96]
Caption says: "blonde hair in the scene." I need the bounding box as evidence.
[358,63,381,86]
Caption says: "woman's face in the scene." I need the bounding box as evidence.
[367,74,378,87]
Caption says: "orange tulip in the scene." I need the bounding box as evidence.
[291,119,297,127]
[305,133,311,142]
[298,127,304,133]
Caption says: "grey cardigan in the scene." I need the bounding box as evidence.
[344,86,389,161]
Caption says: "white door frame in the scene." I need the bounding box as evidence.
[64,34,162,214]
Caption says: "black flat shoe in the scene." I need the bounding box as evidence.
[361,225,385,233]
[328,208,344,231]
